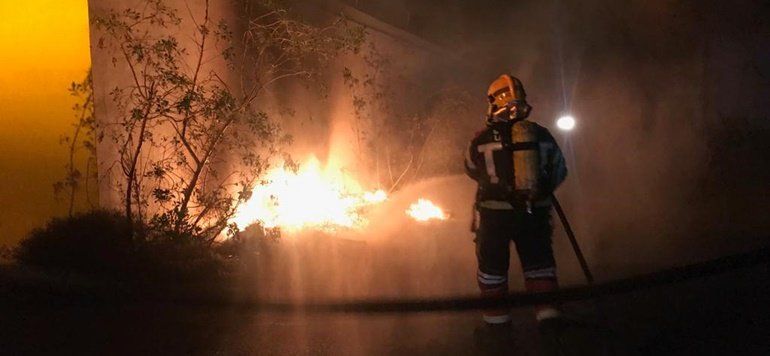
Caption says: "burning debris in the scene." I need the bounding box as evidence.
[406,198,448,222]
[230,156,446,234]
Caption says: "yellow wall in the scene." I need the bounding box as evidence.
[0,0,93,246]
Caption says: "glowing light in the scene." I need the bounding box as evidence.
[556,115,576,131]
[230,156,386,233]
[363,189,388,204]
[406,199,447,222]
[229,156,453,233]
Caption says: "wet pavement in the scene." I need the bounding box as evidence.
[1,303,590,355]
[3,262,770,355]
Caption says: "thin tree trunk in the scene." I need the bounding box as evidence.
[174,117,232,234]
[125,114,150,233]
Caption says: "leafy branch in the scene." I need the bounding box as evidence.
[91,0,364,240]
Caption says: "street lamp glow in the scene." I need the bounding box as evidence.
[556,115,576,131]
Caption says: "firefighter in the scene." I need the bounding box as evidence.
[465,74,568,325]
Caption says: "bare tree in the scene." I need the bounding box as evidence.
[91,0,364,240]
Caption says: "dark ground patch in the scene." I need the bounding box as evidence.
[2,259,769,355]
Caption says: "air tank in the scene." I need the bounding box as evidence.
[511,120,540,200]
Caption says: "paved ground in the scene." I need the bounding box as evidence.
[2,262,769,355]
[0,303,604,355]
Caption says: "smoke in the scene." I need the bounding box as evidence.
[229,0,770,302]
[550,1,770,271]
[423,0,770,273]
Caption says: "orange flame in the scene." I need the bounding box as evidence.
[230,156,386,233]
[406,199,447,222]
[230,156,451,233]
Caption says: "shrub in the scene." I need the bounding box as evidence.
[16,210,133,276]
[15,210,232,289]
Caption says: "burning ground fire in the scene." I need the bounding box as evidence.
[406,198,448,222]
[230,156,447,234]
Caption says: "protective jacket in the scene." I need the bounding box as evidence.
[464,120,567,210]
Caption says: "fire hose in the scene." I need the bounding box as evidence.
[246,246,770,313]
[470,193,593,283]
[10,243,770,313]
[552,194,594,284]
[165,199,767,313]
[7,195,767,313]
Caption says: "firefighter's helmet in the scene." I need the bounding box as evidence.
[487,74,531,122]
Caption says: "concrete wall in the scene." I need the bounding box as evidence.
[87,0,237,210]
[87,0,460,213]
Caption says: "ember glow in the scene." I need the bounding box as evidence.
[230,156,387,233]
[406,199,448,222]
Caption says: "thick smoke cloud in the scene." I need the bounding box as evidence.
[430,0,770,273]
[232,0,770,300]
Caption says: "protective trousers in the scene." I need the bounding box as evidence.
[475,207,559,324]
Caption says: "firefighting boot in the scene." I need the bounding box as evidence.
[477,271,511,324]
[524,275,561,322]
